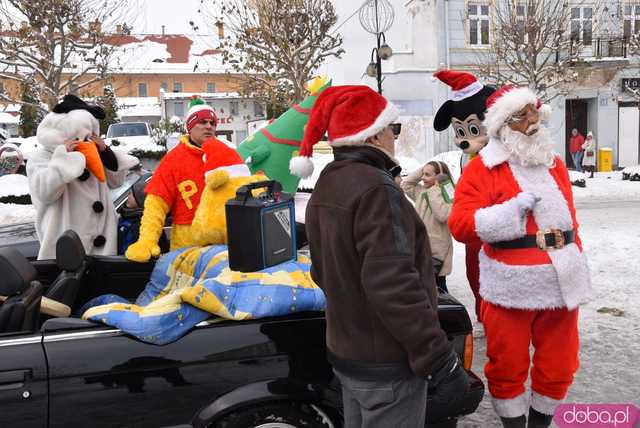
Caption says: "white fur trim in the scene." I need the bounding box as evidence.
[290,156,314,178]
[485,87,538,138]
[452,81,484,101]
[330,101,400,145]
[205,163,250,178]
[531,391,562,416]
[479,138,510,169]
[49,145,86,183]
[509,162,593,309]
[479,248,567,309]
[538,104,552,122]
[491,391,529,418]
[474,197,527,243]
[187,103,215,118]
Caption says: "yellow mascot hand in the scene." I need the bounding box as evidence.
[125,194,169,263]
[206,169,230,190]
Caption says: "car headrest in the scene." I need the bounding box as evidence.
[56,230,86,271]
[0,247,37,296]
[132,173,151,207]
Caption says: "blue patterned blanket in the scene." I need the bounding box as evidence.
[81,245,325,344]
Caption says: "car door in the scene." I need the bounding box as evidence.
[0,331,48,428]
[42,314,327,428]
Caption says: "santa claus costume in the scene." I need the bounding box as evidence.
[448,86,592,428]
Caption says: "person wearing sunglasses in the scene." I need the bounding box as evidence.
[290,85,470,428]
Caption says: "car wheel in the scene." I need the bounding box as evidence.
[209,401,335,428]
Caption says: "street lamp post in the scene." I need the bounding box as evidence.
[359,0,395,94]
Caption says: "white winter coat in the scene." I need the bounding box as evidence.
[582,138,596,167]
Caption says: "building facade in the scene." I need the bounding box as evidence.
[444,0,640,167]
[322,0,640,168]
[160,91,266,145]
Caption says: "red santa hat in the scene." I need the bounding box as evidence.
[201,137,250,178]
[433,69,485,101]
[289,85,399,178]
[186,97,218,133]
[484,85,552,138]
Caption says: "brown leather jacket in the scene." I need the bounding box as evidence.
[306,146,452,379]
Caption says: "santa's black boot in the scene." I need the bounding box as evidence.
[500,415,526,428]
[527,407,553,428]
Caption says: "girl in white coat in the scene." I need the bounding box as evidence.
[582,131,596,178]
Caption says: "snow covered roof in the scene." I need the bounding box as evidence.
[0,112,19,124]
[161,91,242,100]
[104,34,233,75]
[118,97,161,118]
[0,104,21,114]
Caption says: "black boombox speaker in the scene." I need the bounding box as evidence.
[226,180,296,272]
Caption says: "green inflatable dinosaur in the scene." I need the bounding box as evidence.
[237,78,331,193]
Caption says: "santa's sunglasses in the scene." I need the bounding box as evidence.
[390,123,402,137]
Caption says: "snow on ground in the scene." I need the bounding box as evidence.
[0,202,35,225]
[0,174,29,197]
[572,171,640,203]
[453,195,640,427]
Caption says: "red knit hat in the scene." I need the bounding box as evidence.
[289,85,399,178]
[433,69,484,101]
[484,85,551,138]
[201,137,250,178]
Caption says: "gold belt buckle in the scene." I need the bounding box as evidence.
[536,228,565,250]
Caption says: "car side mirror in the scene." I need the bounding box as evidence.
[100,134,106,139]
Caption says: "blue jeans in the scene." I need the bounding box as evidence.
[571,151,583,172]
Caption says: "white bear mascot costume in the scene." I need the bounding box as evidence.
[27,95,138,259]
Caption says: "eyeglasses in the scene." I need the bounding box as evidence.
[507,107,538,124]
[390,123,402,137]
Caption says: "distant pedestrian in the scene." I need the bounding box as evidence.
[401,161,456,293]
[569,128,584,172]
[582,131,596,178]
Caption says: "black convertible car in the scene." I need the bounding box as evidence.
[0,169,483,427]
[0,230,483,428]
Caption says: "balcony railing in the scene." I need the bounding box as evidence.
[567,37,629,59]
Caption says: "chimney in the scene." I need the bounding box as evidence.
[116,24,122,34]
[162,25,165,36]
[215,21,224,39]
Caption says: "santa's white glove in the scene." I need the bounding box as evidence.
[515,191,537,216]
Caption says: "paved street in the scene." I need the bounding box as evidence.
[452,200,640,427]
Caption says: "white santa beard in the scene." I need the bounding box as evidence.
[499,124,556,167]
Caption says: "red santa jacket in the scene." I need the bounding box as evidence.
[448,139,592,310]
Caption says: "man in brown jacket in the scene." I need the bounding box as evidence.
[289,85,469,428]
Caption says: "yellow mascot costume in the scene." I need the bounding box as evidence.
[125,135,262,262]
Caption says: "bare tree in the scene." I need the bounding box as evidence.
[0,0,137,109]
[201,0,344,117]
[474,0,605,101]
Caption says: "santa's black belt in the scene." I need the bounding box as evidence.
[491,229,575,250]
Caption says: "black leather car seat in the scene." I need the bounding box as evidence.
[45,230,89,308]
[0,247,43,333]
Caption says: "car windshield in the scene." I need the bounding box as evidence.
[107,123,149,138]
